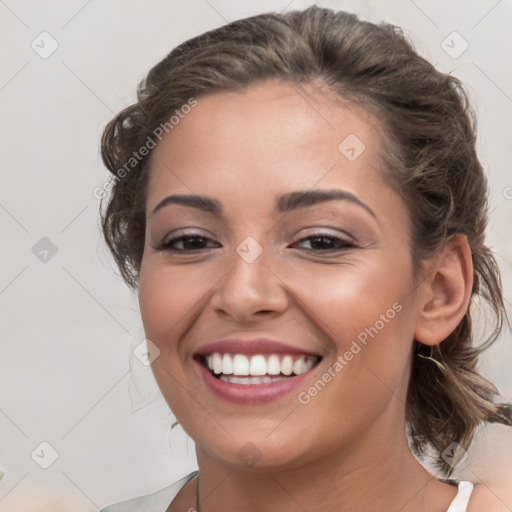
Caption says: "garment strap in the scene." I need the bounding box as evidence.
[445,481,474,512]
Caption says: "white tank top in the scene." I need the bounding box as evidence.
[446,481,475,512]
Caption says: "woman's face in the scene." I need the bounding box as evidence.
[139,80,423,470]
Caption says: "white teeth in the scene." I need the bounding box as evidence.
[207,352,319,378]
[221,353,233,375]
[267,355,281,375]
[232,354,250,376]
[293,357,306,375]
[249,355,267,376]
[304,357,316,372]
[219,375,289,385]
[212,353,222,374]
[281,355,294,376]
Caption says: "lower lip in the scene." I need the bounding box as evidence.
[195,359,318,405]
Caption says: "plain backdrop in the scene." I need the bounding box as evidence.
[1,0,511,510]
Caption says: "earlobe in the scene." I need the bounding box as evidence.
[414,234,474,346]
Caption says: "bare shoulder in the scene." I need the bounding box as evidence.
[468,480,512,511]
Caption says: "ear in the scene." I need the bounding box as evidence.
[414,234,474,346]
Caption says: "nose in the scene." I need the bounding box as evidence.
[209,242,289,323]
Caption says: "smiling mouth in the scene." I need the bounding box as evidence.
[195,353,322,385]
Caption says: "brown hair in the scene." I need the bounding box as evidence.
[99,6,511,475]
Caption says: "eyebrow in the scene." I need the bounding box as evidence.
[151,189,376,219]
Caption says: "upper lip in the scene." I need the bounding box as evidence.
[195,338,321,357]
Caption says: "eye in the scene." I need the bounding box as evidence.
[152,232,354,254]
[291,233,355,252]
[152,234,221,253]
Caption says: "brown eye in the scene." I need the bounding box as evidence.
[153,234,221,252]
[292,234,354,252]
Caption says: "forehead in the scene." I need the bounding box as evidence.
[146,80,391,214]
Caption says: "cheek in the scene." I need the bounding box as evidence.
[137,262,206,412]
[285,255,415,395]
[294,279,414,442]
[138,262,205,351]
[283,255,412,345]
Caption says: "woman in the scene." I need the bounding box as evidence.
[98,6,511,511]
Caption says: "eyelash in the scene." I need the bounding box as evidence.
[152,233,355,254]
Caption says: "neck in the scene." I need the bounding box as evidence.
[193,419,441,512]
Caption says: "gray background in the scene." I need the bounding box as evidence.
[1,0,511,510]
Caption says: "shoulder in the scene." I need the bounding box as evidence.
[100,485,176,512]
[468,480,512,511]
[100,472,198,512]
